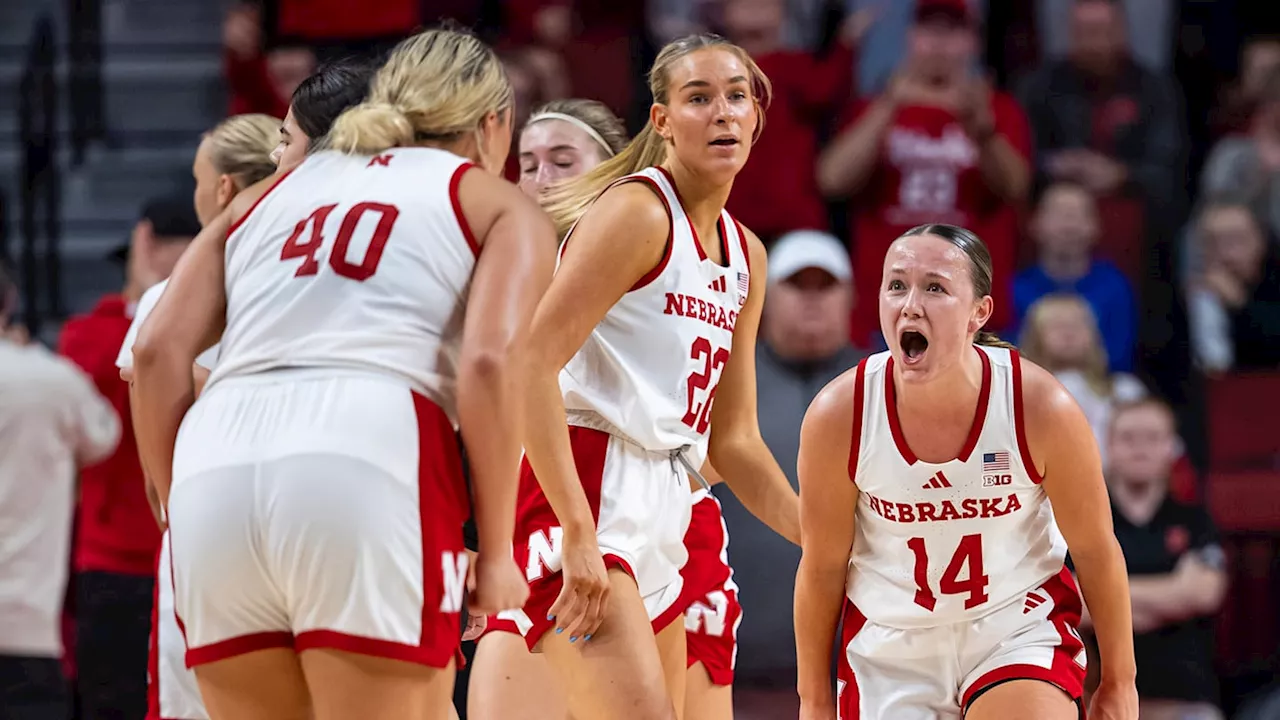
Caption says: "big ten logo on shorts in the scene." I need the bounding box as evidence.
[684,590,731,637]
[982,473,1012,488]
[440,551,469,613]
[525,527,564,582]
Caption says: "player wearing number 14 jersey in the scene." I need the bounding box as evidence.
[795,225,1138,720]
[131,29,551,720]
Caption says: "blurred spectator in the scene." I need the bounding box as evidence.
[1211,35,1280,140]
[648,0,829,53]
[272,0,418,56]
[1013,181,1136,371]
[1018,0,1182,214]
[1092,398,1226,720]
[1187,198,1280,373]
[1018,293,1146,465]
[1035,0,1176,73]
[715,230,865,685]
[224,3,317,119]
[850,0,988,95]
[1200,67,1280,243]
[819,0,1031,346]
[0,263,120,719]
[722,0,869,241]
[58,198,200,720]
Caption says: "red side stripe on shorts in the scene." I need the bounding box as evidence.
[448,162,481,257]
[1009,350,1044,484]
[847,358,868,484]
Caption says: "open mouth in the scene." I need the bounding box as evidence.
[709,138,738,146]
[900,331,929,363]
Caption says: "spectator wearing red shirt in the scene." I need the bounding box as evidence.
[58,198,200,720]
[720,0,868,242]
[223,3,316,119]
[818,0,1032,347]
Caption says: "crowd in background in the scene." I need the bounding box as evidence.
[3,0,1280,718]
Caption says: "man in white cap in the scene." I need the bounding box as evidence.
[714,229,866,702]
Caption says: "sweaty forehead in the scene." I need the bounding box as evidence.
[670,48,747,88]
[520,119,591,155]
[885,234,968,274]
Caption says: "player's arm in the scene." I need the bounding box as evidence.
[521,182,669,636]
[707,228,800,545]
[132,178,259,506]
[1025,361,1137,692]
[794,373,858,712]
[453,168,556,570]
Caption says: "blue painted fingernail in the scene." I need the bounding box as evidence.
[584,634,592,641]
[570,636,578,643]
[546,614,555,621]
[555,627,563,634]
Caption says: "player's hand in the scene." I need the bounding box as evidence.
[1088,678,1138,720]
[468,552,529,616]
[798,700,837,720]
[548,533,609,642]
[461,611,487,642]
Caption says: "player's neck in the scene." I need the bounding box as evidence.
[661,162,732,233]
[894,349,985,420]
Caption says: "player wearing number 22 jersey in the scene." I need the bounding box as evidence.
[503,166,751,646]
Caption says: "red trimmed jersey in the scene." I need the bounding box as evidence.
[558,166,752,470]
[845,346,1068,628]
[208,149,477,421]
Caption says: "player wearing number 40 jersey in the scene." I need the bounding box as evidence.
[795,224,1138,720]
[130,28,553,720]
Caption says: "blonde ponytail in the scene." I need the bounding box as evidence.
[205,113,280,188]
[974,330,1017,350]
[328,102,415,155]
[541,123,668,238]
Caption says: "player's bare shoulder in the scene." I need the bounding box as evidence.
[800,365,860,476]
[1014,352,1094,472]
[581,178,672,243]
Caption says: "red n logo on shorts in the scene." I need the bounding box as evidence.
[440,551,468,613]
[525,527,564,582]
[684,590,731,637]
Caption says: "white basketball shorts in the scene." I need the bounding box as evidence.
[167,370,470,669]
[147,531,206,720]
[838,568,1087,719]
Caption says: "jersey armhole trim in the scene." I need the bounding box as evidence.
[732,216,751,272]
[847,357,868,484]
[655,166,708,264]
[1009,349,1044,484]
[448,162,481,257]
[615,176,674,292]
[226,168,296,240]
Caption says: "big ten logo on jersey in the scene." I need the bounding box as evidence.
[684,590,731,637]
[280,202,400,281]
[439,550,469,613]
[524,527,564,582]
[982,473,1012,487]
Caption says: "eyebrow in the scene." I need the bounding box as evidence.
[518,145,580,158]
[679,75,749,91]
[889,268,952,281]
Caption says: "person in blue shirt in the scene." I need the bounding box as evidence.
[1014,180,1137,371]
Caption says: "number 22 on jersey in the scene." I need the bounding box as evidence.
[280,202,400,281]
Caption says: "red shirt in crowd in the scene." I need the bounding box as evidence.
[841,92,1032,346]
[277,0,419,41]
[726,43,854,241]
[58,295,160,577]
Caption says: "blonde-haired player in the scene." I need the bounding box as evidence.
[118,112,280,720]
[131,27,552,720]
[505,33,799,720]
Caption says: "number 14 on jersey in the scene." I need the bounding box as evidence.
[907,534,990,611]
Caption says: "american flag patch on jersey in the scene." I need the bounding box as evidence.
[737,271,750,295]
[983,451,1011,472]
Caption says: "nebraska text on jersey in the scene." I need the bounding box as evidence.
[664,292,738,332]
[862,492,1023,524]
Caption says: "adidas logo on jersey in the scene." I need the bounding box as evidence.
[708,276,727,293]
[922,471,952,490]
[1022,590,1047,614]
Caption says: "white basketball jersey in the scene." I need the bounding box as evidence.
[207,148,476,420]
[560,167,751,468]
[846,346,1068,628]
